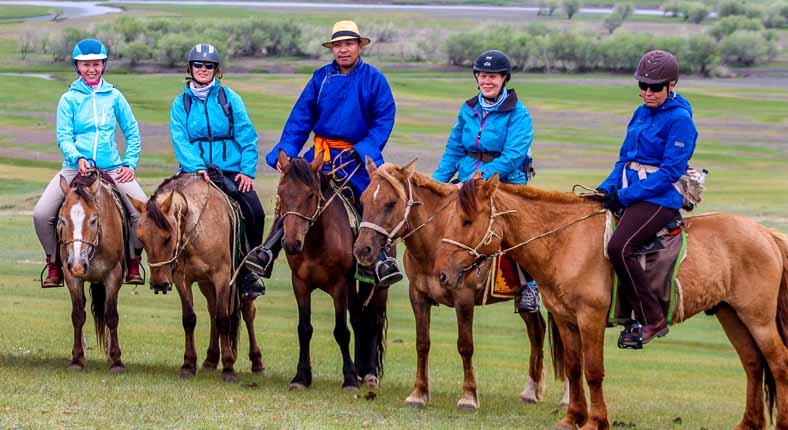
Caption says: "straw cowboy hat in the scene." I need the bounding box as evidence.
[322,20,371,48]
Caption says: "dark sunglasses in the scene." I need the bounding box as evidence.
[638,81,668,92]
[190,61,217,70]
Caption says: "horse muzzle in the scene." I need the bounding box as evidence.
[283,239,303,255]
[67,255,89,278]
[353,242,378,267]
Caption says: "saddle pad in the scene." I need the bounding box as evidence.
[330,180,360,236]
[487,254,520,299]
[605,214,688,326]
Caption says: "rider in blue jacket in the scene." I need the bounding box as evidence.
[169,43,265,300]
[433,50,539,314]
[34,39,147,288]
[252,21,401,289]
[597,50,698,348]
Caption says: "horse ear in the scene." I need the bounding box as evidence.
[59,175,70,195]
[471,171,483,181]
[159,191,174,213]
[311,151,324,172]
[277,149,290,171]
[365,156,377,176]
[480,173,501,197]
[128,195,147,214]
[402,158,418,178]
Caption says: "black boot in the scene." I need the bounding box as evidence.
[248,220,283,279]
[374,250,403,288]
[239,270,265,301]
[517,280,540,313]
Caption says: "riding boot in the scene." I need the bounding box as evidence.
[42,255,63,288]
[248,219,283,279]
[356,250,404,289]
[238,269,265,301]
[125,250,145,285]
[517,280,540,313]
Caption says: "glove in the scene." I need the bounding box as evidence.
[599,187,623,212]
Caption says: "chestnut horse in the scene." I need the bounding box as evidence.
[130,173,264,382]
[353,161,568,410]
[434,175,788,430]
[247,151,387,391]
[57,171,127,372]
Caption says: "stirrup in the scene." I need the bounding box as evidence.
[617,321,644,350]
[239,272,265,300]
[124,264,146,285]
[375,256,403,289]
[40,266,64,289]
[247,248,273,278]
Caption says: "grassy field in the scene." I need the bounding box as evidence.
[0,3,787,429]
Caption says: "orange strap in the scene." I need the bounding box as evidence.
[314,135,354,163]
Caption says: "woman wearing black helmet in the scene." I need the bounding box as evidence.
[432,49,540,313]
[597,50,698,347]
[169,43,266,300]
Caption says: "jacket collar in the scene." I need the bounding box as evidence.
[70,77,113,94]
[330,57,365,75]
[184,79,222,97]
[465,88,519,112]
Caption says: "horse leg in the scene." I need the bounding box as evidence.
[104,265,124,373]
[405,288,432,408]
[577,312,610,430]
[519,310,546,404]
[242,299,265,375]
[289,279,313,390]
[332,282,359,390]
[554,319,589,429]
[455,296,479,410]
[66,276,87,370]
[355,282,387,393]
[213,274,237,383]
[198,281,219,371]
[175,276,198,379]
[716,305,767,430]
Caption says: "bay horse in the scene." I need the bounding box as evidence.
[353,160,568,410]
[248,151,387,391]
[434,174,788,429]
[57,171,127,372]
[129,173,264,382]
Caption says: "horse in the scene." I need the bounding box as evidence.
[129,173,264,382]
[247,151,387,391]
[433,174,788,430]
[57,171,127,372]
[353,160,568,410]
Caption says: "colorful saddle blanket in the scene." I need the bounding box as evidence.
[606,212,688,326]
[485,254,520,301]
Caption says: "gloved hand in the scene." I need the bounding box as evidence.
[599,187,623,212]
[348,149,362,164]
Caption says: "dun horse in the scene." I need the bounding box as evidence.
[248,151,387,391]
[353,161,567,410]
[57,171,128,372]
[130,173,264,382]
[435,175,788,430]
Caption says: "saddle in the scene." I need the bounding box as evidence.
[606,212,687,326]
[205,166,249,270]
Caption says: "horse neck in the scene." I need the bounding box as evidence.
[402,181,452,260]
[181,183,228,256]
[305,182,352,252]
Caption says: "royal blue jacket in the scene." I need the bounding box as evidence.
[433,89,533,184]
[265,58,396,195]
[170,80,259,178]
[56,78,141,171]
[598,94,698,209]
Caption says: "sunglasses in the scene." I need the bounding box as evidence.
[190,61,217,70]
[638,81,668,93]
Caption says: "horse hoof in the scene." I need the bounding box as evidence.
[553,419,576,430]
[222,372,239,383]
[288,382,307,391]
[404,396,426,409]
[456,397,479,410]
[202,362,218,371]
[363,375,379,390]
[110,365,125,374]
[179,369,195,379]
[68,363,84,371]
[252,368,268,377]
[342,384,359,392]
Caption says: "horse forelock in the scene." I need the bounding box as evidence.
[375,165,407,202]
[69,173,99,205]
[458,179,480,219]
[146,173,189,233]
[286,158,320,191]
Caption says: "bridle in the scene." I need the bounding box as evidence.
[59,172,108,264]
[147,186,212,271]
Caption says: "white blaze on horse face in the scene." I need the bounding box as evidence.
[70,202,86,256]
[373,184,381,201]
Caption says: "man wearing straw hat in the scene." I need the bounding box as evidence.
[256,20,402,288]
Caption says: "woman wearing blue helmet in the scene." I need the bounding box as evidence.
[33,39,147,287]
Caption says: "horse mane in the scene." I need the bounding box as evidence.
[498,183,587,205]
[146,173,190,232]
[70,173,99,204]
[458,179,480,218]
[376,163,456,200]
[288,158,324,190]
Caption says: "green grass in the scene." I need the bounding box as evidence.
[0,5,58,22]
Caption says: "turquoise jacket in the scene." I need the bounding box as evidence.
[433,89,533,185]
[56,78,141,170]
[170,80,259,178]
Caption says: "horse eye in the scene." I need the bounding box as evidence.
[89,216,97,225]
[463,219,473,227]
[385,201,397,209]
[163,236,171,245]
[308,192,315,199]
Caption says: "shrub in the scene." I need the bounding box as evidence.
[613,3,634,20]
[156,33,194,67]
[708,16,764,40]
[604,12,624,34]
[719,30,770,66]
[562,0,581,20]
[685,2,711,23]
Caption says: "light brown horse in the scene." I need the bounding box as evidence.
[57,172,127,372]
[433,175,788,430]
[130,173,264,382]
[353,161,568,410]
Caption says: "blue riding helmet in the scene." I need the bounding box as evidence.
[71,39,108,75]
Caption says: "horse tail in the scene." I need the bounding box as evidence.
[376,308,388,376]
[89,282,108,356]
[764,228,788,422]
[547,312,565,381]
[229,287,242,357]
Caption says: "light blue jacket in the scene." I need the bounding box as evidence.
[598,94,697,209]
[56,78,141,170]
[170,81,259,178]
[433,89,533,185]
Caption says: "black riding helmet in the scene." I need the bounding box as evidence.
[188,43,220,64]
[473,50,512,86]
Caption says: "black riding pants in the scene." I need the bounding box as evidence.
[606,201,679,325]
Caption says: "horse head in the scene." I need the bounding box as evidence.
[434,173,502,289]
[58,173,102,278]
[275,149,325,255]
[130,187,187,291]
[353,158,416,267]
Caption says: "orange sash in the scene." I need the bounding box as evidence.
[314,135,354,163]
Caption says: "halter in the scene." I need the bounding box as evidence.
[358,177,419,249]
[59,171,108,264]
[147,185,212,270]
